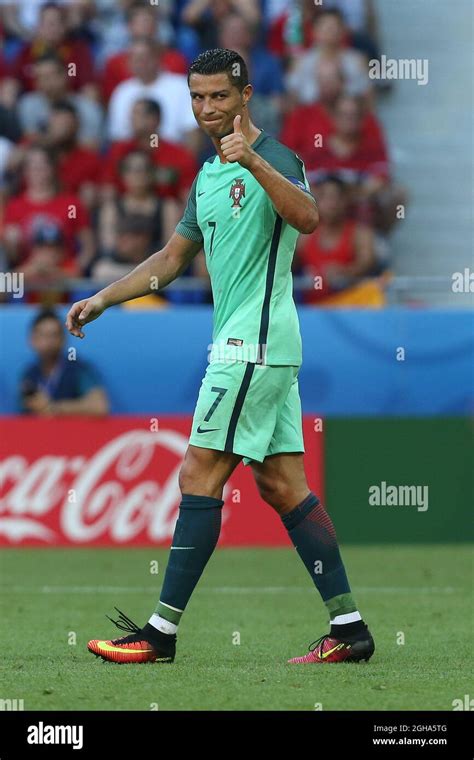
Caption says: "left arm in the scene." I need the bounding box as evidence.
[51,388,109,417]
[23,388,109,417]
[220,117,319,235]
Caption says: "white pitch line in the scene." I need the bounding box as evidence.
[0,585,459,595]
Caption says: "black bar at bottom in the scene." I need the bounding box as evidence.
[0,710,472,757]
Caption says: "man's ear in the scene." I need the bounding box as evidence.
[242,83,253,107]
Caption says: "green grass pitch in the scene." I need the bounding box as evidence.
[0,545,471,711]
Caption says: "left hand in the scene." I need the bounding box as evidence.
[23,390,54,415]
[220,115,255,169]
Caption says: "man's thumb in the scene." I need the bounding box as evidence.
[233,114,242,133]
[79,305,90,321]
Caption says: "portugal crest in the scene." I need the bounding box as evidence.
[230,178,246,208]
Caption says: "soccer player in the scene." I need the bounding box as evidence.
[66,49,375,665]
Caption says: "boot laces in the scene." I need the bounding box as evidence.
[308,634,331,655]
[106,607,144,645]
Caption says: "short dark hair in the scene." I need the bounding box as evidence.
[315,8,345,25]
[126,1,156,22]
[51,100,78,119]
[39,1,65,19]
[35,52,66,71]
[26,143,57,166]
[30,308,63,331]
[317,173,348,191]
[188,48,249,93]
[135,98,161,121]
[118,148,153,176]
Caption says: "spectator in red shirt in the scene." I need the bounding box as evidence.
[281,59,386,167]
[15,101,102,209]
[12,1,96,93]
[3,145,95,274]
[308,94,401,229]
[102,98,198,203]
[101,1,188,103]
[41,101,101,208]
[296,175,376,303]
[15,224,79,305]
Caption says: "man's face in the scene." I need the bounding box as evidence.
[34,61,67,98]
[29,244,63,277]
[314,15,344,47]
[25,150,54,188]
[121,153,154,192]
[211,0,233,20]
[131,101,158,136]
[317,62,344,103]
[129,43,158,81]
[38,8,66,46]
[316,181,346,221]
[218,16,252,51]
[49,111,77,144]
[129,8,157,38]
[30,318,64,361]
[335,99,363,137]
[189,72,250,140]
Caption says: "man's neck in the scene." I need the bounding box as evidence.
[139,71,159,86]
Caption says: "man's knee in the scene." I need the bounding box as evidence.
[178,448,202,494]
[255,472,295,511]
[178,446,240,499]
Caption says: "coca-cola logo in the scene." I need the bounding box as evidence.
[0,429,205,543]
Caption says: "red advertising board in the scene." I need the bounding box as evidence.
[0,417,323,546]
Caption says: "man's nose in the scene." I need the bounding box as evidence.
[202,99,216,115]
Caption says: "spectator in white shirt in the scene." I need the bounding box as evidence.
[107,37,200,155]
[286,8,371,107]
[18,54,104,148]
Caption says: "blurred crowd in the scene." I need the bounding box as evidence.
[0,0,406,308]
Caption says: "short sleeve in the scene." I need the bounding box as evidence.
[175,174,204,243]
[77,362,102,395]
[261,142,314,197]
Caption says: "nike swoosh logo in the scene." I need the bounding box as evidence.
[321,643,346,659]
[198,191,206,196]
[95,641,154,654]
[196,425,220,433]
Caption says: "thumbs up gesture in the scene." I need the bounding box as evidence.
[220,114,255,169]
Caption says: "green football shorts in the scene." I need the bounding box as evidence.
[189,361,305,464]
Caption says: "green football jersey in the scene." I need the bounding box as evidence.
[175,131,313,366]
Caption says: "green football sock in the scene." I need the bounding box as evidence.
[281,492,358,619]
[154,493,224,627]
